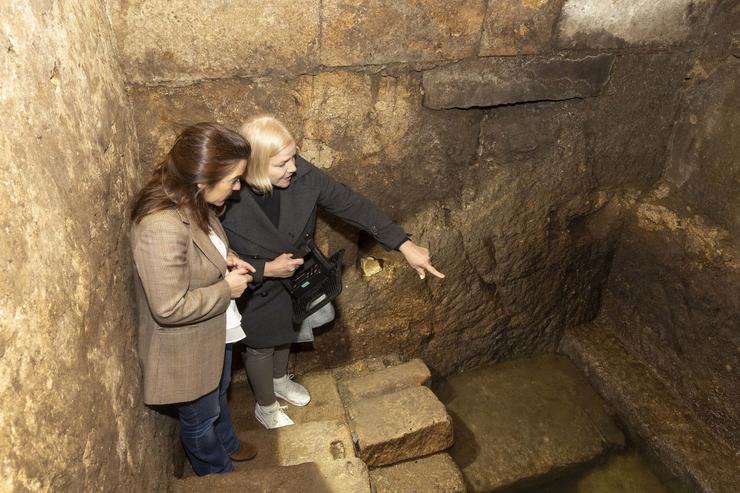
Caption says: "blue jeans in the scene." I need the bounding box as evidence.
[177,344,240,475]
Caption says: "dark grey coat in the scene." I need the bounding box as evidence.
[221,156,408,347]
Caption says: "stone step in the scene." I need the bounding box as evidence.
[347,385,454,467]
[337,358,431,404]
[369,453,466,493]
[435,354,625,493]
[236,420,355,470]
[230,370,344,431]
[331,354,404,382]
[173,458,371,493]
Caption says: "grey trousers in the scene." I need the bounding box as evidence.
[244,344,290,406]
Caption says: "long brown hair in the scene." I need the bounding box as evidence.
[131,122,250,233]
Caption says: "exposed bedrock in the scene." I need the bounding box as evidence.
[127,44,691,378]
[598,0,740,453]
[1,1,176,491]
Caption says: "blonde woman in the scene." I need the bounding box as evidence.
[221,116,444,428]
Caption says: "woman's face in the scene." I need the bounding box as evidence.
[201,159,246,206]
[268,142,297,188]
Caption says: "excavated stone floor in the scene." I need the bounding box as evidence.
[173,355,462,492]
[170,352,694,492]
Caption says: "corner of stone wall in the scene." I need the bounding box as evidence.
[1,2,177,490]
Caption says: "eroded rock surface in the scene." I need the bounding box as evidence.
[597,0,740,453]
[1,1,175,491]
[108,0,321,84]
[561,322,740,493]
[479,0,566,55]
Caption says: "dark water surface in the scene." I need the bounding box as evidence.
[525,448,691,493]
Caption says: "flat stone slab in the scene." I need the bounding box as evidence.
[173,458,370,493]
[422,54,615,109]
[369,453,466,493]
[561,322,740,493]
[331,354,403,382]
[338,358,431,404]
[435,354,625,493]
[348,386,453,466]
[283,371,346,425]
[230,371,344,431]
[236,420,355,470]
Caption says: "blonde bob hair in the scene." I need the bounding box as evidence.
[240,115,295,193]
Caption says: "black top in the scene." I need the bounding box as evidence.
[222,156,409,348]
[248,187,281,228]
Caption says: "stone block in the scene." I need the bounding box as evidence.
[369,453,466,493]
[108,0,320,83]
[320,0,486,66]
[556,0,711,49]
[348,386,453,466]
[436,354,625,492]
[237,420,355,470]
[174,459,371,493]
[331,355,404,382]
[422,54,615,109]
[338,358,431,403]
[480,0,566,55]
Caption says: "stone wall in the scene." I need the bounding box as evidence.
[109,0,718,378]
[0,2,176,491]
[599,0,740,451]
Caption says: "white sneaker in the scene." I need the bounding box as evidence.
[255,402,294,429]
[273,374,311,407]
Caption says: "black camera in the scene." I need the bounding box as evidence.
[281,239,344,324]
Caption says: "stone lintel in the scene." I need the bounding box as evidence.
[423,54,615,109]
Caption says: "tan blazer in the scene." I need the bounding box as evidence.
[131,207,232,405]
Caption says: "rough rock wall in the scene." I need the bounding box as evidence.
[0,2,176,491]
[109,1,714,376]
[599,0,740,451]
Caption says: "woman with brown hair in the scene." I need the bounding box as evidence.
[130,122,258,475]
